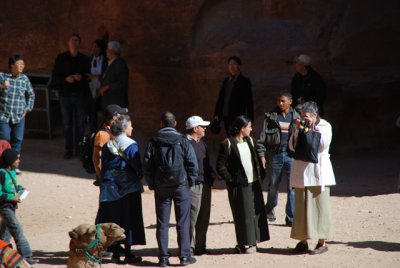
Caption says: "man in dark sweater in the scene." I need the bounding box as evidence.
[291,54,326,116]
[51,33,91,159]
[185,115,216,256]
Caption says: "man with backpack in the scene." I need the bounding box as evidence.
[143,112,198,267]
[92,104,128,184]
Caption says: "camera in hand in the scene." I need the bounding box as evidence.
[300,118,310,127]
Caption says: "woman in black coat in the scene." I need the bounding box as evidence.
[216,116,269,253]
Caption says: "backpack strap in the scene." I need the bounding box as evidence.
[3,170,18,192]
[111,140,141,178]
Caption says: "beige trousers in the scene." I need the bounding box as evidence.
[291,186,333,240]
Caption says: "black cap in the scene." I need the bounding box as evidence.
[104,104,128,119]
[2,148,19,166]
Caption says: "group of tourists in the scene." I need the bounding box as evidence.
[0,31,335,267]
[90,53,335,267]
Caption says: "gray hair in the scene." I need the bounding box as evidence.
[297,101,319,116]
[111,114,130,136]
[108,41,121,55]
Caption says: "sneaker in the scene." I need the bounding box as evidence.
[244,245,256,254]
[179,256,196,266]
[267,214,276,222]
[285,217,293,227]
[25,257,39,265]
[310,243,328,255]
[158,257,169,267]
[15,168,22,175]
[292,241,309,254]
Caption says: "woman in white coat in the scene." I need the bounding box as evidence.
[289,101,335,255]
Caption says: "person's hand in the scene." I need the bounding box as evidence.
[65,75,75,83]
[0,80,10,90]
[10,195,21,203]
[261,156,266,169]
[73,74,82,81]
[97,86,109,96]
[295,118,302,128]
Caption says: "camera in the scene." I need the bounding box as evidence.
[299,118,310,127]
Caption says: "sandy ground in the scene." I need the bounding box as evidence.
[12,138,400,267]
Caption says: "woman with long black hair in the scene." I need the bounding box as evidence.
[216,115,269,253]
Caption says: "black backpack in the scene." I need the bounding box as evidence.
[152,137,185,187]
[79,128,111,174]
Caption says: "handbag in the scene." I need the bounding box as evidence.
[292,127,321,163]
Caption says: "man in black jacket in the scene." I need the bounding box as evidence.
[143,112,198,267]
[257,91,300,226]
[51,33,91,159]
[214,56,254,135]
[97,41,129,110]
[291,54,326,116]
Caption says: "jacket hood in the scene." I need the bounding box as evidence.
[107,135,135,156]
[153,127,183,145]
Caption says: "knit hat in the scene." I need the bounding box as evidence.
[2,148,19,166]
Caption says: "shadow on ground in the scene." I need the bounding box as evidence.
[32,250,68,265]
[329,241,400,252]
[21,138,399,197]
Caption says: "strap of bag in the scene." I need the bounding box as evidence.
[4,170,19,193]
[111,140,140,177]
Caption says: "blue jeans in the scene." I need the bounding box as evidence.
[59,94,87,154]
[0,117,25,153]
[265,151,295,222]
[0,208,32,257]
[155,184,191,259]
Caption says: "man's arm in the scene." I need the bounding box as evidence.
[182,139,199,186]
[143,141,156,190]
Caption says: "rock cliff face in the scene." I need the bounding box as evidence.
[0,0,399,149]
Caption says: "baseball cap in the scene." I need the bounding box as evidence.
[104,104,128,119]
[293,54,312,66]
[185,116,210,130]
